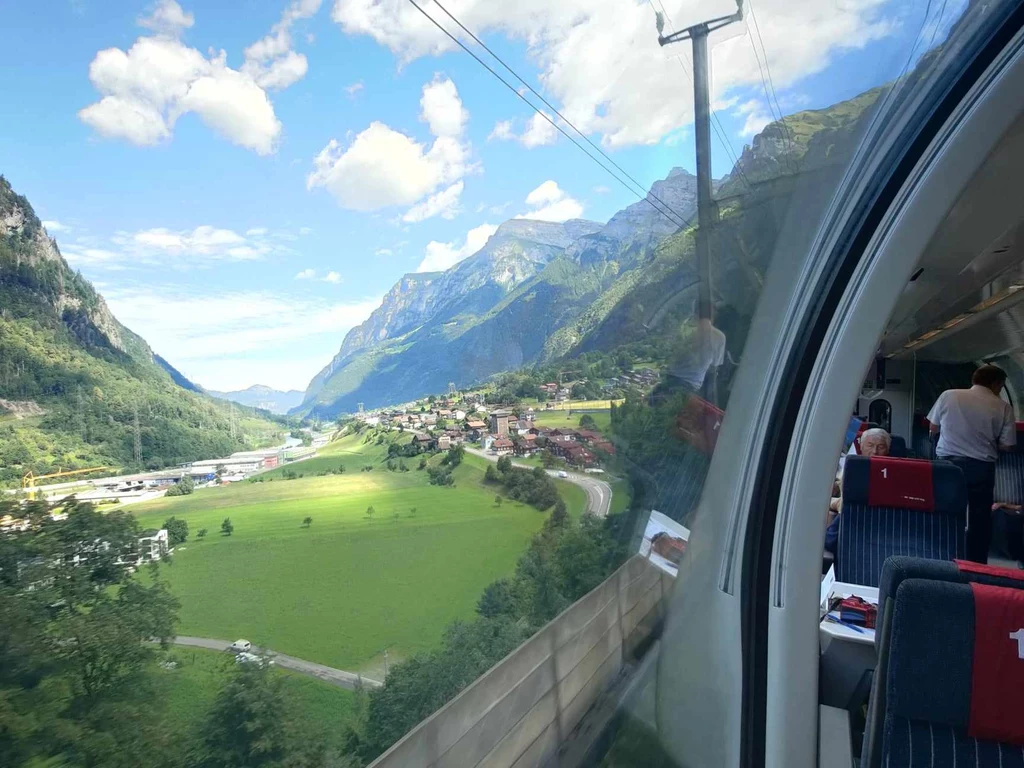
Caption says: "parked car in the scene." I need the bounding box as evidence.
[228,639,251,654]
[558,471,568,478]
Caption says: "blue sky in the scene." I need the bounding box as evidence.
[1,0,953,391]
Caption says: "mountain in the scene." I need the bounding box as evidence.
[295,172,699,417]
[209,385,305,414]
[0,176,281,486]
[297,87,885,419]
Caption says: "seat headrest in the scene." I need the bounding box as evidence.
[843,455,960,512]
[888,579,1024,746]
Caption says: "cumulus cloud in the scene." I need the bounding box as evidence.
[323,271,343,283]
[344,81,364,97]
[308,76,474,221]
[402,180,463,223]
[62,247,124,269]
[330,0,895,148]
[417,222,497,273]
[516,180,583,222]
[735,98,773,137]
[80,0,317,153]
[101,224,289,266]
[42,220,69,232]
[295,268,316,279]
[375,248,393,256]
[137,0,194,35]
[491,113,558,147]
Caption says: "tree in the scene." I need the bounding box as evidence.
[221,517,234,536]
[409,507,417,517]
[495,495,503,507]
[579,414,597,430]
[162,516,189,546]
[393,511,400,523]
[496,455,513,474]
[476,578,516,618]
[302,516,313,528]
[195,662,288,767]
[365,506,375,521]
[215,464,226,481]
[197,528,208,539]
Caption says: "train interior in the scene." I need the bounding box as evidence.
[814,96,1024,766]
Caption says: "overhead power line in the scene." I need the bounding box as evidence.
[648,0,751,191]
[402,0,690,230]
[744,0,797,169]
[429,0,692,228]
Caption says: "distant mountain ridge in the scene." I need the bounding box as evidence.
[209,385,304,415]
[295,169,700,417]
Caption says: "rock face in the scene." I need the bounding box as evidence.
[296,169,700,417]
[0,176,128,354]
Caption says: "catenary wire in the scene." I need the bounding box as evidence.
[403,0,690,230]
[430,0,694,228]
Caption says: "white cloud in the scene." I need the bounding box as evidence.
[299,226,313,235]
[417,222,497,273]
[137,0,194,35]
[402,180,463,223]
[420,75,468,138]
[344,81,364,98]
[375,248,393,256]
[62,247,123,268]
[104,224,286,265]
[103,287,380,391]
[42,219,69,232]
[295,268,316,279]
[516,181,583,222]
[735,99,772,137]
[330,0,895,148]
[488,113,557,147]
[323,271,343,283]
[308,78,473,215]
[80,0,317,153]
[593,185,611,194]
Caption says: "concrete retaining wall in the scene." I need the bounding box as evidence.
[369,555,673,768]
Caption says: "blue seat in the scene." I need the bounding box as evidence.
[836,456,966,587]
[993,423,1024,504]
[866,577,1024,766]
[888,435,908,458]
[862,557,1024,767]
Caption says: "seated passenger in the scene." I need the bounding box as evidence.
[825,428,891,556]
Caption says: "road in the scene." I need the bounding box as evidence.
[168,636,383,690]
[461,444,613,518]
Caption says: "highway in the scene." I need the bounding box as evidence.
[168,636,383,690]
[461,444,613,518]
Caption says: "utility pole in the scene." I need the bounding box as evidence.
[657,4,743,406]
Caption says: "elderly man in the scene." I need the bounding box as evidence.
[825,428,891,556]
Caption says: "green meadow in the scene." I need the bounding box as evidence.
[134,432,586,674]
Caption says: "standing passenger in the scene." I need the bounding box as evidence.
[927,364,1017,563]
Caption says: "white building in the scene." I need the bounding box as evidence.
[138,529,169,562]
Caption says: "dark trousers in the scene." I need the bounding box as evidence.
[942,456,996,563]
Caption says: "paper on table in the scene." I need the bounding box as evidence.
[820,564,836,614]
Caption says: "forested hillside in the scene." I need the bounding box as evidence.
[0,177,281,486]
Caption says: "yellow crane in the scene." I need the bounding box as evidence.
[21,466,113,500]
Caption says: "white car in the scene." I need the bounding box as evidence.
[558,470,568,478]
[228,639,251,654]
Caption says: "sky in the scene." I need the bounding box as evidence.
[1,0,959,391]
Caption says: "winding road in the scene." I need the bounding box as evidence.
[461,444,613,518]
[168,636,383,690]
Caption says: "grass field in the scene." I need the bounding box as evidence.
[541,399,623,411]
[152,647,355,750]
[133,433,580,674]
[532,410,612,433]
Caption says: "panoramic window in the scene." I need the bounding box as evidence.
[0,1,999,767]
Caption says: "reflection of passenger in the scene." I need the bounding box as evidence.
[668,316,726,394]
[650,531,687,566]
[825,428,891,557]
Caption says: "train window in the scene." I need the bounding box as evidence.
[867,399,892,434]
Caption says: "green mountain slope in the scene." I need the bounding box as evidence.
[0,176,282,487]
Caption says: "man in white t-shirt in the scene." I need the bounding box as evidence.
[927,364,1017,563]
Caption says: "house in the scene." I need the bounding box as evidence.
[552,442,595,467]
[437,435,451,450]
[513,437,538,457]
[445,429,465,444]
[437,409,452,418]
[421,413,438,425]
[490,410,512,436]
[492,436,514,455]
[454,409,467,420]
[546,428,578,443]
[466,419,486,430]
[576,429,602,443]
[592,439,616,455]
[138,528,169,562]
[413,433,434,447]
